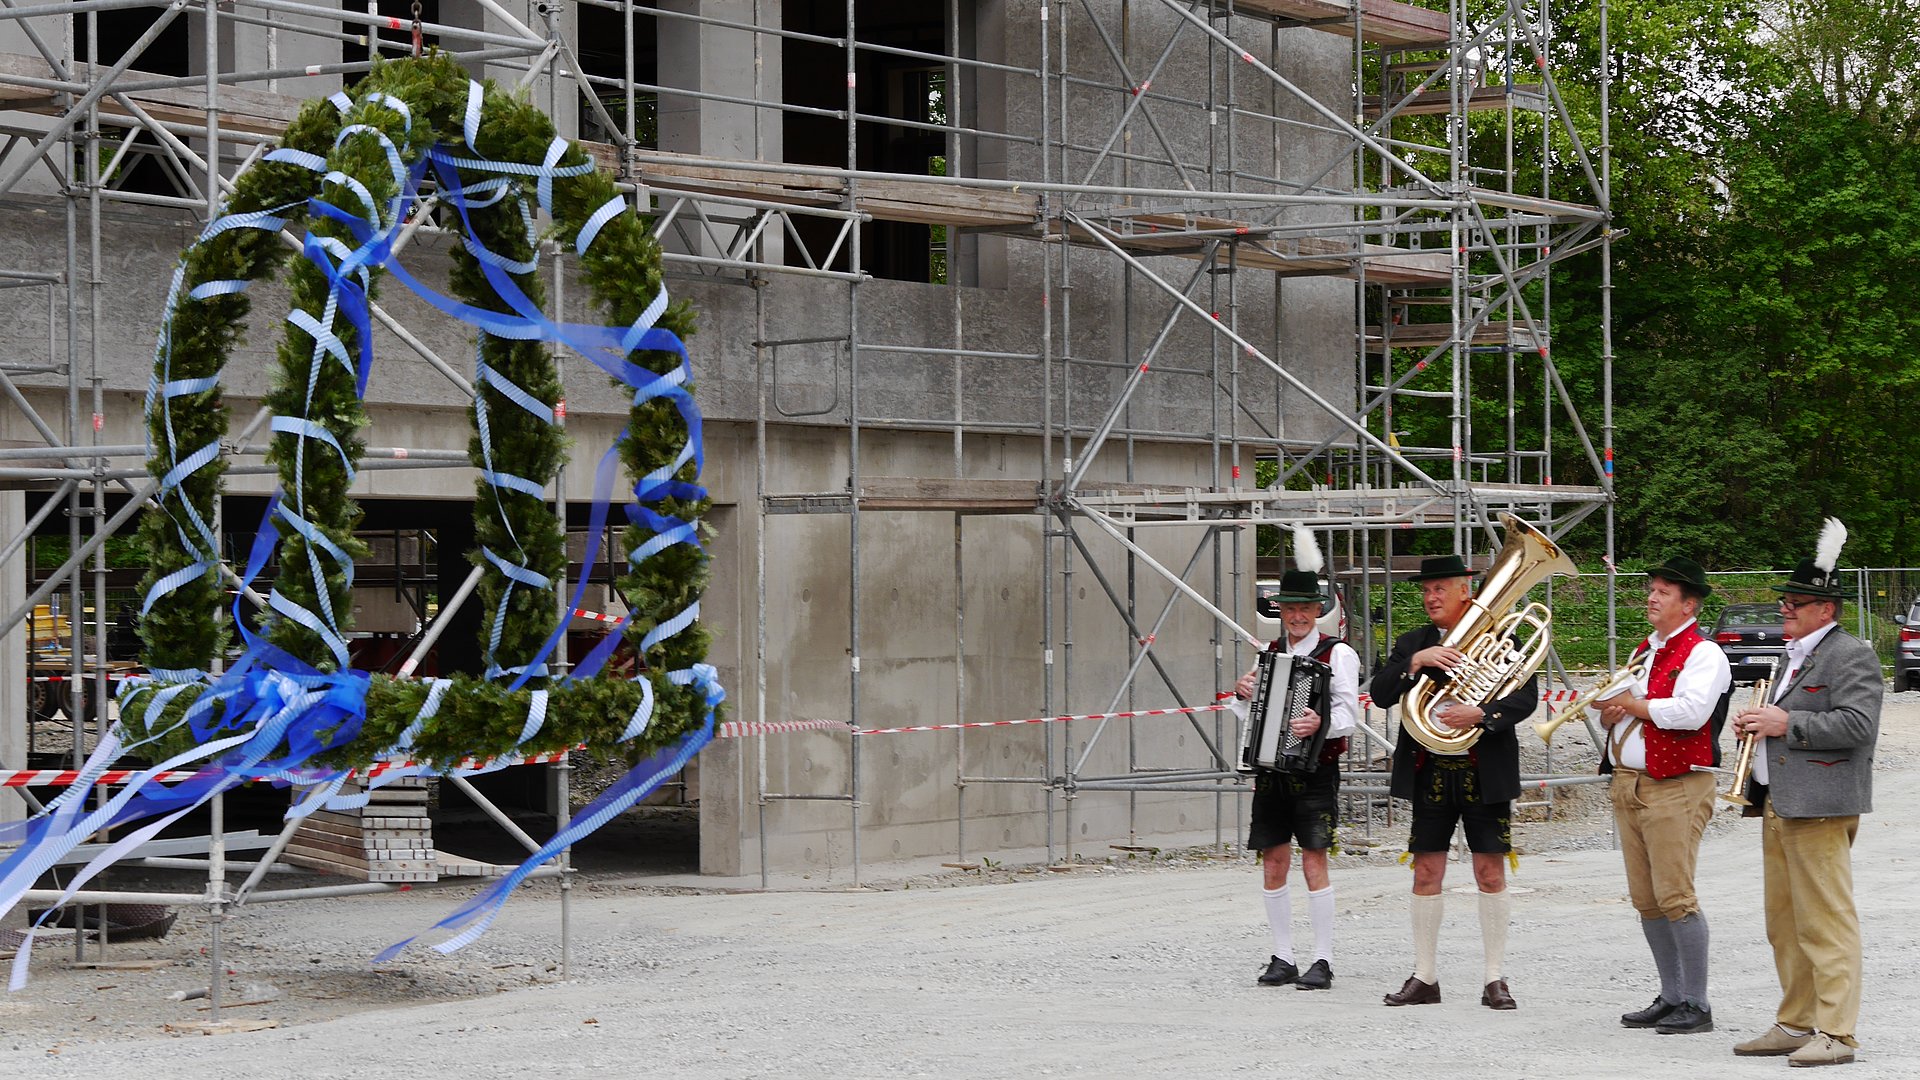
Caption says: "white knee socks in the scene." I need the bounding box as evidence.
[1411,892,1443,982]
[1263,885,1293,962]
[1308,885,1336,964]
[1479,888,1510,984]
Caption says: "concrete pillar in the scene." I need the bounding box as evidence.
[1,491,26,826]
[657,0,782,263]
[657,0,779,161]
[696,503,746,875]
[186,0,342,94]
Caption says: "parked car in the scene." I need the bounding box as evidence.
[1711,603,1789,685]
[1894,599,1920,691]
[1255,579,1348,643]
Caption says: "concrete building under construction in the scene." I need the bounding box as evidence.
[0,0,1615,882]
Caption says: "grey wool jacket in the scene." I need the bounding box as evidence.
[1749,626,1881,818]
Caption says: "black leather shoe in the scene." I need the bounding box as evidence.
[1296,959,1333,991]
[1383,975,1441,1006]
[1257,956,1299,986]
[1655,1002,1713,1035]
[1481,979,1517,1010]
[1622,996,1680,1028]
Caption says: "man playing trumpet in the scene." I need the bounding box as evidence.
[1591,556,1732,1035]
[1728,519,1880,1067]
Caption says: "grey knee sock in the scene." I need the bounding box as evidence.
[1640,917,1680,1003]
[1671,912,1710,1008]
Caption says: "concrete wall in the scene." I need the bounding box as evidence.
[0,2,1364,873]
[694,421,1259,876]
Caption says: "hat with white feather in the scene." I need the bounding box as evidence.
[1270,524,1329,603]
[1773,517,1853,599]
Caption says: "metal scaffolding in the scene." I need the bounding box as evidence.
[0,0,1616,893]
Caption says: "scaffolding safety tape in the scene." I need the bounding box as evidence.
[711,703,1234,741]
[0,767,203,787]
[718,686,1592,740]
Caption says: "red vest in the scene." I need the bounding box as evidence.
[1636,625,1715,780]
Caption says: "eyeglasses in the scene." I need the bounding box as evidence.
[1778,598,1824,612]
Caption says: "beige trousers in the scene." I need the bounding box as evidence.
[1609,768,1715,921]
[1762,803,1862,1044]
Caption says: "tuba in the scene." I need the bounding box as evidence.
[1400,514,1577,755]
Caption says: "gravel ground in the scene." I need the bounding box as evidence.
[2,693,1916,1078]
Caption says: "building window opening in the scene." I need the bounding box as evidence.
[73,8,190,196]
[576,1,658,149]
[784,1,955,283]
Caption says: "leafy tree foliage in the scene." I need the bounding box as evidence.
[1542,0,1920,567]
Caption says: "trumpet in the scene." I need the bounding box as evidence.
[1720,658,1781,806]
[1534,652,1651,743]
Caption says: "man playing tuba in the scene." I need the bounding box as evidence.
[1370,554,1539,1011]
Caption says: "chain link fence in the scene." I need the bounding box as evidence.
[1357,567,1920,680]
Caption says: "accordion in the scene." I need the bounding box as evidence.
[1237,647,1334,774]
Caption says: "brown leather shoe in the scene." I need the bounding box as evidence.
[1482,979,1517,1010]
[1383,975,1441,1006]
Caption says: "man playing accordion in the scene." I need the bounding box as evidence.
[1231,529,1360,992]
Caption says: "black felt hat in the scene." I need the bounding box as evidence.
[1268,569,1326,603]
[1408,554,1473,582]
[1773,518,1852,599]
[1774,558,1852,600]
[1647,555,1712,597]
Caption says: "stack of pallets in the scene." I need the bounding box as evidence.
[284,778,437,882]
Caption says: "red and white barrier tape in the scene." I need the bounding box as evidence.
[854,702,1236,736]
[2,768,199,787]
[0,749,577,789]
[27,673,137,683]
[722,686,1587,741]
[717,719,852,739]
[570,607,623,624]
[716,703,1235,740]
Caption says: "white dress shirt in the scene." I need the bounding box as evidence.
[1290,630,1361,739]
[1610,618,1732,771]
[1755,619,1839,785]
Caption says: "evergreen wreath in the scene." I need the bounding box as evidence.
[123,53,718,771]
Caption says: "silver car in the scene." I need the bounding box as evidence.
[1895,600,1920,691]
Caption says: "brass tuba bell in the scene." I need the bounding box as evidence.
[1400,514,1577,755]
